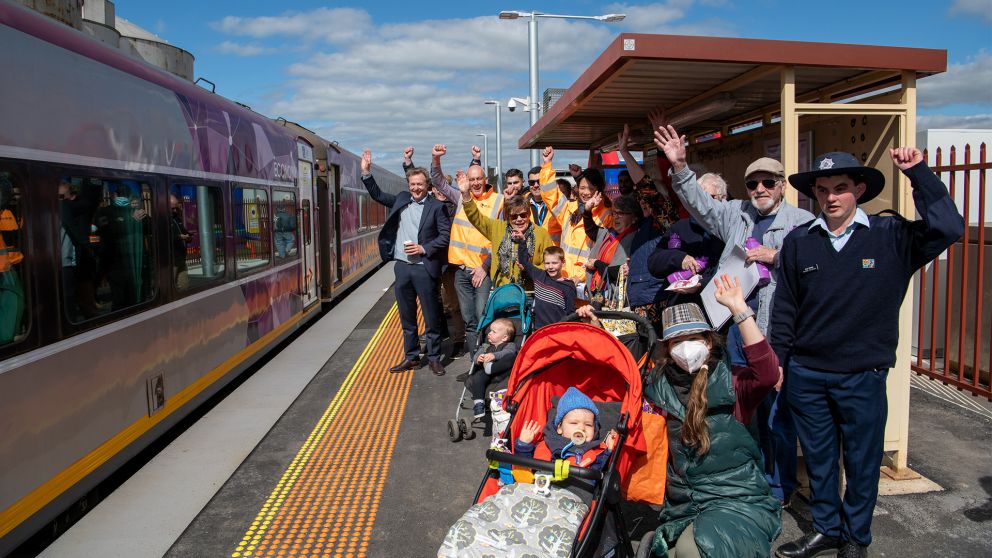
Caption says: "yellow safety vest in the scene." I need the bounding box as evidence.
[538,164,613,279]
[448,189,504,268]
[0,209,23,272]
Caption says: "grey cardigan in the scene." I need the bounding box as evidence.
[670,165,814,333]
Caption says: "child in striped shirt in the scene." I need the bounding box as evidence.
[514,237,577,330]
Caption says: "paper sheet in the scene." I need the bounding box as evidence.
[701,244,762,330]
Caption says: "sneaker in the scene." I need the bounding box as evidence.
[472,402,485,419]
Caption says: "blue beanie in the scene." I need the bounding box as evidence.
[555,387,599,427]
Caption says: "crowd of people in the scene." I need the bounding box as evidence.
[360,110,964,557]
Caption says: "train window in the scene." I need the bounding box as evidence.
[59,176,155,323]
[233,186,270,272]
[170,184,226,290]
[1,169,27,346]
[272,191,297,260]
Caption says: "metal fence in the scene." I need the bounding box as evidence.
[913,143,990,399]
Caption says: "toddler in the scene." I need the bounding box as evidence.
[464,318,518,419]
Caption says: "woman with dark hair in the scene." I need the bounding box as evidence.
[535,147,613,281]
[457,172,553,287]
[582,194,641,307]
[643,275,782,558]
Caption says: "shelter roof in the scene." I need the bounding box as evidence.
[519,33,946,150]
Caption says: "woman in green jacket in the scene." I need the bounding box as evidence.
[645,275,782,558]
[457,171,553,287]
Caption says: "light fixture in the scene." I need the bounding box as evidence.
[599,13,626,22]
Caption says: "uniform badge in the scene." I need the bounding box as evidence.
[862,259,875,269]
[819,157,835,170]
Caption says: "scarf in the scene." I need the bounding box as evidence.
[496,223,535,285]
[590,225,634,292]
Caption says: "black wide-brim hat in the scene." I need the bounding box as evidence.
[788,151,886,203]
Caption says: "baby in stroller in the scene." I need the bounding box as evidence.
[439,312,655,558]
[464,317,519,419]
[516,387,618,470]
[438,387,618,558]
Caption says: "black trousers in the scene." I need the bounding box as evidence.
[394,261,444,361]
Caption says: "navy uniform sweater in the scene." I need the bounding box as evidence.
[770,161,964,372]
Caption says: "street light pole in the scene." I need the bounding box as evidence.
[475,133,489,176]
[528,14,539,169]
[484,100,502,189]
[498,10,626,168]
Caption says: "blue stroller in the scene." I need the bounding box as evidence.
[447,283,532,442]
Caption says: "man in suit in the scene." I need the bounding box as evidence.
[361,149,452,375]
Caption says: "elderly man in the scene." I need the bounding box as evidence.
[361,149,451,375]
[426,145,504,351]
[772,149,963,558]
[654,124,813,508]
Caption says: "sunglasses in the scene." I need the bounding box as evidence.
[745,178,781,190]
[528,179,540,185]
[509,212,529,220]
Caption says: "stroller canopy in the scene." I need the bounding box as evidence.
[477,283,531,335]
[505,322,646,475]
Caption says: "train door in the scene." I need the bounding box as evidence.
[296,140,319,308]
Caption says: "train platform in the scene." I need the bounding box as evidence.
[34,263,992,558]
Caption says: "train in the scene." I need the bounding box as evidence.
[0,3,406,554]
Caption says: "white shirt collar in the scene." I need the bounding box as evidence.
[809,207,870,234]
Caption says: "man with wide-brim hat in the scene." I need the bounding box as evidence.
[771,147,964,558]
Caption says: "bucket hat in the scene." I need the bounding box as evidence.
[661,303,712,342]
[788,151,885,203]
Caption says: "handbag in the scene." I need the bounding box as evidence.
[621,404,668,505]
[599,264,637,337]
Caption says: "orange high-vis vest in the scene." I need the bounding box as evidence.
[538,164,613,278]
[448,189,504,268]
[0,209,23,272]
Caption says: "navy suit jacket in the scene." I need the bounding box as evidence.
[362,174,451,278]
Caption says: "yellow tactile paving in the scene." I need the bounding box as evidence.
[232,304,415,558]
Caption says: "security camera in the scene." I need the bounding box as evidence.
[508,99,517,112]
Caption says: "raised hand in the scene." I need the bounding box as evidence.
[361,149,372,174]
[617,124,631,152]
[518,419,542,444]
[455,169,470,196]
[403,146,414,162]
[647,108,667,131]
[713,274,747,314]
[542,146,554,164]
[584,191,602,211]
[471,145,482,160]
[568,163,582,178]
[432,144,446,158]
[890,147,923,171]
[653,125,687,172]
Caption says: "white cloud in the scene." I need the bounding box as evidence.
[918,50,992,108]
[605,1,735,34]
[918,113,992,130]
[950,0,992,25]
[216,41,270,57]
[212,6,729,172]
[213,7,372,44]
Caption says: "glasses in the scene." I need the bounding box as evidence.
[509,212,529,220]
[745,178,782,190]
[528,179,540,185]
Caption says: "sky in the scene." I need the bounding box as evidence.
[118,0,992,175]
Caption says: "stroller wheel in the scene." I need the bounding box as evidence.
[459,418,475,440]
[447,419,463,442]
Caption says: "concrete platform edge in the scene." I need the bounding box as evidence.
[38,264,395,558]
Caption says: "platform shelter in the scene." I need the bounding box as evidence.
[519,33,947,475]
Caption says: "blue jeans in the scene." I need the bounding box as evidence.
[453,267,491,348]
[787,360,888,546]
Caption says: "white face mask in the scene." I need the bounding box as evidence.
[671,339,710,373]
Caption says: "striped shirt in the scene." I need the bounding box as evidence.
[518,242,577,330]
